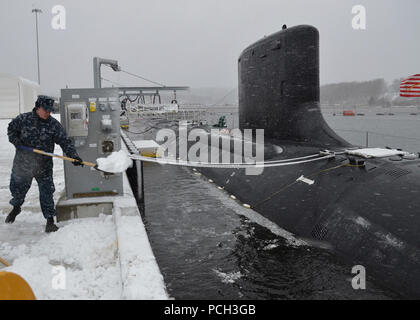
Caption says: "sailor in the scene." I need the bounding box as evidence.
[5,95,83,232]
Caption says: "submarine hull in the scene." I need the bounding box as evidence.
[200,145,420,298]
[201,25,420,297]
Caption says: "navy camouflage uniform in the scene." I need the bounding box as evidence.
[7,108,80,219]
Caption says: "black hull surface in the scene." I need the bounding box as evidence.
[201,25,420,298]
[200,144,420,298]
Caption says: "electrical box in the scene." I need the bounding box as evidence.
[66,103,88,137]
[60,88,123,199]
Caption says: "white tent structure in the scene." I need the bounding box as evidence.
[0,73,41,119]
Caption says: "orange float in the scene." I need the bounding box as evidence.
[343,110,356,116]
[0,271,36,300]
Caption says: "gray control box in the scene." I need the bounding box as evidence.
[60,88,123,199]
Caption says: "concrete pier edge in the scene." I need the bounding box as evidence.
[112,144,169,299]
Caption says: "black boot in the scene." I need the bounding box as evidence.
[5,206,21,224]
[45,217,59,233]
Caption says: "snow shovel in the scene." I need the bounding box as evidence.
[17,146,111,173]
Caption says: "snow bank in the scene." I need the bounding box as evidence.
[96,150,133,173]
[1,214,121,299]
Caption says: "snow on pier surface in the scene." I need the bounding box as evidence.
[0,213,121,299]
[0,118,167,299]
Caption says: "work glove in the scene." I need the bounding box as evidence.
[72,155,84,167]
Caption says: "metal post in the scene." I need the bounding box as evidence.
[32,8,42,85]
[366,131,369,147]
[93,57,120,88]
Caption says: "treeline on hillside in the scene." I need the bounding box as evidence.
[321,78,419,107]
[321,79,387,106]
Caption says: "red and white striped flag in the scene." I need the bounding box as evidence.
[400,74,420,97]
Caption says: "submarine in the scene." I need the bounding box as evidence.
[123,25,420,298]
[192,25,420,298]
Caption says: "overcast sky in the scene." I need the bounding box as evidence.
[0,0,419,96]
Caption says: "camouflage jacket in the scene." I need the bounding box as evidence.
[8,109,79,176]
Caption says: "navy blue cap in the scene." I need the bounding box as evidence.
[36,95,55,112]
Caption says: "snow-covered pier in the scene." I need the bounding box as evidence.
[0,118,168,300]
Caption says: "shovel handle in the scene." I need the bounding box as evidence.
[0,256,10,267]
[18,146,97,167]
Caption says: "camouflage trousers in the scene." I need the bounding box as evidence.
[9,170,56,219]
